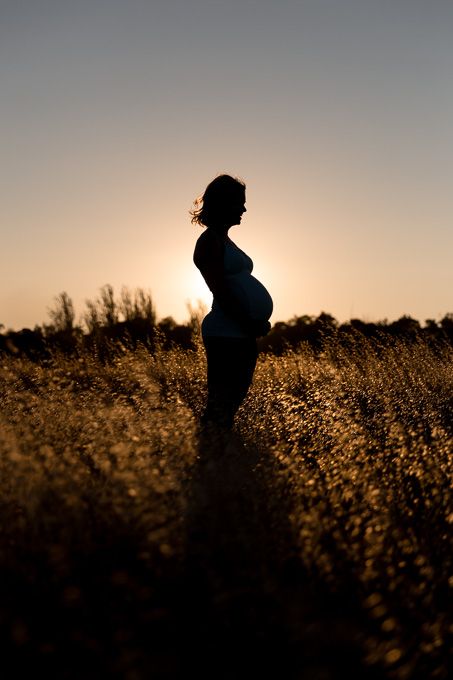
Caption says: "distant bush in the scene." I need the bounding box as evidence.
[2,287,453,361]
[0,286,198,361]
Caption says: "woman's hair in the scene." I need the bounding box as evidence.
[190,174,246,227]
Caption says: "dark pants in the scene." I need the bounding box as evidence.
[202,336,258,429]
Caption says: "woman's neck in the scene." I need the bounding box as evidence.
[209,224,232,242]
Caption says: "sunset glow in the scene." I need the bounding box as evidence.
[1,1,453,330]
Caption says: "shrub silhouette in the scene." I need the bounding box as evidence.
[1,287,453,360]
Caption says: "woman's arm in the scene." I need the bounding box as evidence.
[193,230,269,336]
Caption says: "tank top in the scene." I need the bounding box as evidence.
[201,239,273,338]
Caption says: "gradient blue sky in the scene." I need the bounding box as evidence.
[1,0,452,330]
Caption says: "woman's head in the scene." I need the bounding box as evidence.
[191,174,246,229]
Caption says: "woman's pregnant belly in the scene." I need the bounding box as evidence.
[227,272,273,321]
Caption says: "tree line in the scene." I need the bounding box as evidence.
[1,285,453,361]
[0,286,196,361]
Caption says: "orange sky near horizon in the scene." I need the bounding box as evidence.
[1,1,453,331]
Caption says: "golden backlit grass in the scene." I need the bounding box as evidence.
[0,336,452,678]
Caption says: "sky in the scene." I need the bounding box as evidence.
[1,0,452,331]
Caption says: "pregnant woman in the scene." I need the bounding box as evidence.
[192,174,273,429]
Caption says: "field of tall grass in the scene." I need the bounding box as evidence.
[0,335,452,679]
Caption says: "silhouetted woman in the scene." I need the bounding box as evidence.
[192,174,273,429]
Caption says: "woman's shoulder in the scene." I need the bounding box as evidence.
[194,228,224,254]
[193,228,224,267]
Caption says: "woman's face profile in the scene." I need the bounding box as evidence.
[224,191,246,228]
